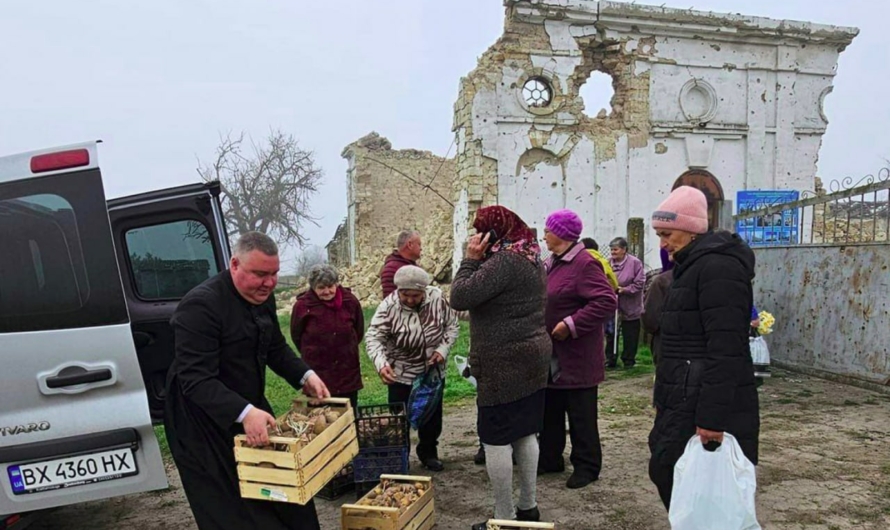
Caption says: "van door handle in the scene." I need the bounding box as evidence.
[46,367,113,389]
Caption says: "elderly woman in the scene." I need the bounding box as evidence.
[641,249,674,366]
[290,265,364,410]
[648,186,760,511]
[365,265,459,472]
[605,237,646,368]
[450,206,551,528]
[540,209,617,490]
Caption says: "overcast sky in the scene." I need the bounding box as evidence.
[2,1,886,269]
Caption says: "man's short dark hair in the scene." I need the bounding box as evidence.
[581,237,598,251]
[233,231,278,257]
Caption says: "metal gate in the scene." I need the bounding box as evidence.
[733,171,890,389]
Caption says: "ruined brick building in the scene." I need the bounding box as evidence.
[329,0,858,304]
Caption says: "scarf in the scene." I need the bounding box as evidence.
[472,205,541,264]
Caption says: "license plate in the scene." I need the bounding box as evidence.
[7,447,138,495]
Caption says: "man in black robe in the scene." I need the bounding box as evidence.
[164,231,330,530]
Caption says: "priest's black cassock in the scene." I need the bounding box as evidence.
[164,270,320,530]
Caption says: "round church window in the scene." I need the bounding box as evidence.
[522,78,553,108]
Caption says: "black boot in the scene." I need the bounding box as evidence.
[516,506,541,522]
[474,444,486,466]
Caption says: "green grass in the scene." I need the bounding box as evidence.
[154,306,652,459]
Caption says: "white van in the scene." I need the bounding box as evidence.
[0,141,231,524]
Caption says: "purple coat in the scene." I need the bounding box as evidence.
[611,254,645,320]
[545,244,618,389]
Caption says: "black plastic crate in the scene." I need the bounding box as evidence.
[355,480,378,500]
[315,464,355,501]
[355,402,410,449]
[353,446,409,483]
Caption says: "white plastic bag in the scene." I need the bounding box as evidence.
[669,434,761,530]
[749,336,770,366]
[453,355,477,388]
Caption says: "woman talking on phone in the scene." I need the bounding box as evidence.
[451,206,551,529]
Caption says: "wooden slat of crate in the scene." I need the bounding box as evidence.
[341,475,434,530]
[234,398,359,504]
[487,521,555,529]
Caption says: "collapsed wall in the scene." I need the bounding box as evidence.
[331,133,456,306]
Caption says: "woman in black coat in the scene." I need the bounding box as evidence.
[648,186,760,511]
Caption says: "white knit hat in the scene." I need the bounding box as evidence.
[394,265,431,291]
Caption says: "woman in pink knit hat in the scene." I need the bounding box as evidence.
[647,186,761,512]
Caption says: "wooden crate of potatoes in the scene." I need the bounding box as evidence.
[341,475,434,530]
[487,522,555,530]
[234,397,359,505]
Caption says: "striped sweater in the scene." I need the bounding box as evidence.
[365,286,459,385]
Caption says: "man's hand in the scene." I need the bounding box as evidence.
[466,232,491,261]
[551,321,570,341]
[428,352,445,367]
[243,407,277,447]
[751,318,760,329]
[696,426,724,445]
[379,365,397,385]
[302,372,330,399]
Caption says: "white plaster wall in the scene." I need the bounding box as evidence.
[454,6,853,268]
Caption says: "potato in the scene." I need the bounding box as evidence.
[313,415,327,434]
[324,411,340,423]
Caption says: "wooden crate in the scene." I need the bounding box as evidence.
[487,522,555,530]
[234,397,359,505]
[341,475,434,530]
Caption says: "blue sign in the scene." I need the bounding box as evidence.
[736,190,800,246]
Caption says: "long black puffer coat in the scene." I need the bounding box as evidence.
[648,231,760,470]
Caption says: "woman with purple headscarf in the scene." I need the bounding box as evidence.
[642,249,674,365]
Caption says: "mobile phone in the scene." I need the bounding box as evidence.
[486,230,498,243]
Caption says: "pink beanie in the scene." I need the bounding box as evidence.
[546,209,583,242]
[651,186,709,234]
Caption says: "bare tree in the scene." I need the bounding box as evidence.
[197,130,323,248]
[293,245,328,278]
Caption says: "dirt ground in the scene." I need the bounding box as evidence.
[30,369,890,530]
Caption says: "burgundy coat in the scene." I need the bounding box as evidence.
[379,251,417,299]
[290,287,364,395]
[544,243,618,389]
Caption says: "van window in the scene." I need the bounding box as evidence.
[0,169,128,333]
[125,220,219,300]
[0,194,90,317]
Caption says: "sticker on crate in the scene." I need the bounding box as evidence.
[234,397,359,505]
[341,475,435,530]
[355,403,410,448]
[487,521,556,529]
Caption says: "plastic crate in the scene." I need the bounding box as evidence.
[353,446,410,483]
[354,479,378,500]
[315,464,355,501]
[355,402,410,449]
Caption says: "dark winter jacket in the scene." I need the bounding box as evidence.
[450,251,551,407]
[642,269,673,365]
[379,251,416,299]
[544,243,618,389]
[648,231,760,468]
[290,287,364,395]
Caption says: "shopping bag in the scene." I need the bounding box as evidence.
[669,434,761,530]
[453,355,477,388]
[749,336,770,366]
[408,365,445,430]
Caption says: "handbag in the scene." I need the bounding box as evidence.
[408,365,445,430]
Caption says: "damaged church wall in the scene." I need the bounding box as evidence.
[452,0,858,267]
[329,132,456,306]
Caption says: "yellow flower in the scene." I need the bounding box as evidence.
[758,311,775,335]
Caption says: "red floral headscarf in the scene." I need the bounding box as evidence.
[472,206,541,264]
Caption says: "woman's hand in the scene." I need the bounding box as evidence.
[551,321,570,341]
[751,318,760,328]
[428,352,445,366]
[378,365,397,385]
[466,232,491,260]
[696,426,724,445]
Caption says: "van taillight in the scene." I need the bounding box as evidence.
[30,149,90,173]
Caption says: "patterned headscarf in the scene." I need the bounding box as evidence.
[472,206,541,264]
